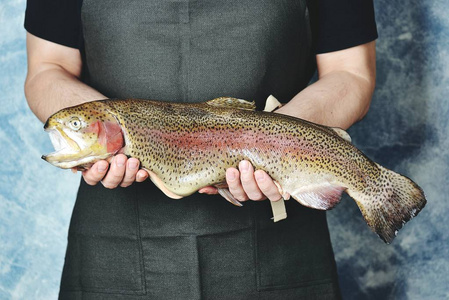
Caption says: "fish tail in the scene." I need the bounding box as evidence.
[348,164,426,243]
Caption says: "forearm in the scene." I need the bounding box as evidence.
[25,33,106,123]
[25,67,105,123]
[277,41,376,129]
[276,70,374,129]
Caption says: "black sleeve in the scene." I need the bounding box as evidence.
[308,0,378,54]
[24,0,82,49]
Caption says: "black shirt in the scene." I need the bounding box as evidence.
[24,0,377,54]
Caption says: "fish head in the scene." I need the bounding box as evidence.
[42,101,124,169]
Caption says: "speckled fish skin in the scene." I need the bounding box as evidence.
[42,98,426,243]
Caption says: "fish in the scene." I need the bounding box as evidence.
[42,97,426,243]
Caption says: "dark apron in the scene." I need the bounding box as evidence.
[59,1,341,299]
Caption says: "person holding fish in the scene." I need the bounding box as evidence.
[25,0,380,299]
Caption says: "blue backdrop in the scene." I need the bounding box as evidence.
[1,0,448,299]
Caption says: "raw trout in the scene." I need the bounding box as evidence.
[42,97,426,243]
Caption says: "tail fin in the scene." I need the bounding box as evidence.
[347,164,426,243]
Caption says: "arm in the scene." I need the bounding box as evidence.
[202,41,376,202]
[276,41,376,128]
[25,33,104,122]
[25,32,148,187]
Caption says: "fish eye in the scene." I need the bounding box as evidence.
[68,117,82,131]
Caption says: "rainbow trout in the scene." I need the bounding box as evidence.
[42,97,426,243]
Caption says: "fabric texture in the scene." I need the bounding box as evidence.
[59,181,341,299]
[79,0,315,107]
[24,0,82,48]
[307,0,378,53]
[61,1,343,298]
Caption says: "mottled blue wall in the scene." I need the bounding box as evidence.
[1,0,448,299]
[327,2,449,299]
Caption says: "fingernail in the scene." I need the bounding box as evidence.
[129,160,139,170]
[97,163,108,173]
[116,156,126,167]
[228,171,236,181]
[240,161,249,172]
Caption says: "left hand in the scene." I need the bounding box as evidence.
[199,160,283,202]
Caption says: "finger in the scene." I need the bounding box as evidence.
[83,160,109,185]
[136,169,149,182]
[226,167,249,202]
[239,160,265,201]
[101,154,127,189]
[198,186,219,194]
[120,158,140,187]
[254,170,283,201]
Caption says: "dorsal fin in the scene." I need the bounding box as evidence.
[205,97,256,111]
[331,127,352,143]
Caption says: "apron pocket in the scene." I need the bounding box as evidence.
[60,234,146,295]
[255,204,338,291]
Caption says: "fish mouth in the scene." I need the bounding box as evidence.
[42,127,112,169]
[42,128,80,161]
[42,128,92,169]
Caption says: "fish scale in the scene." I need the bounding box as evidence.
[42,97,426,243]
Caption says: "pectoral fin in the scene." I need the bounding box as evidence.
[217,188,243,207]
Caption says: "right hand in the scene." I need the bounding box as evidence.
[81,154,149,188]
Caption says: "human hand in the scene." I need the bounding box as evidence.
[199,160,283,202]
[80,154,149,188]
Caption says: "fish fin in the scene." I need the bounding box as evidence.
[330,127,352,143]
[290,183,346,210]
[217,188,243,207]
[263,95,283,112]
[205,97,256,111]
[143,168,184,199]
[347,164,426,244]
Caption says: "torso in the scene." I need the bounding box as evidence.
[59,1,341,299]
